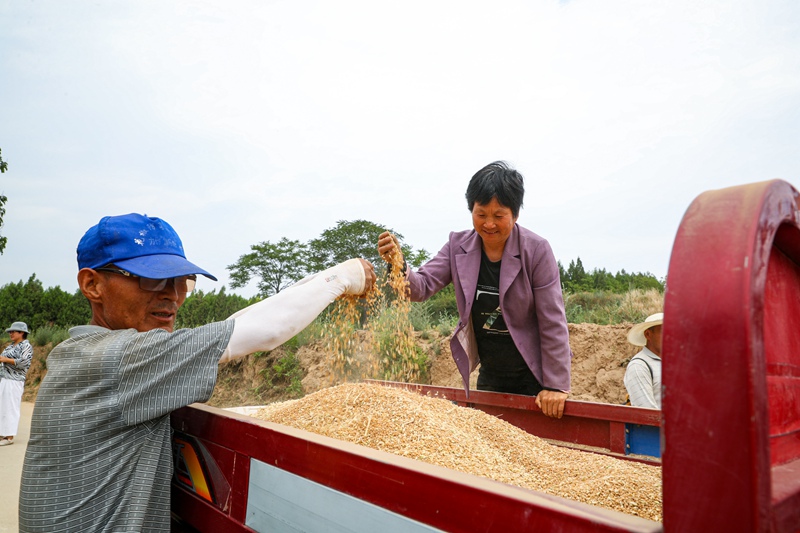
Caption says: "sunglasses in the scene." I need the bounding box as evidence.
[96,267,197,294]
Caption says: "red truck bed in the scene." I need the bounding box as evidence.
[171,179,800,532]
[171,401,661,533]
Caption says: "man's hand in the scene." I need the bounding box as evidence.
[359,258,377,294]
[536,390,568,419]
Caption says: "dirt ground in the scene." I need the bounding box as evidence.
[22,322,640,406]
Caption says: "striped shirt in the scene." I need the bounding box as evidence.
[19,322,234,533]
[1,339,33,381]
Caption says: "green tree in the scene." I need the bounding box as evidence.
[559,257,664,294]
[227,221,430,300]
[227,237,309,298]
[307,220,390,271]
[0,275,42,328]
[0,147,8,254]
[404,247,431,269]
[0,276,91,330]
[35,286,91,327]
[307,219,429,271]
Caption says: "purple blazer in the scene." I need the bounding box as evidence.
[406,224,572,394]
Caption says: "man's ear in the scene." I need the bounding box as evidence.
[78,268,104,303]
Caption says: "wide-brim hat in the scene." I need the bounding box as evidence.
[627,313,663,346]
[77,213,217,281]
[5,321,29,334]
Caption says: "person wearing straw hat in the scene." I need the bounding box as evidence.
[19,213,376,533]
[623,313,664,409]
[0,321,33,446]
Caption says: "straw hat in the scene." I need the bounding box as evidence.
[627,313,663,346]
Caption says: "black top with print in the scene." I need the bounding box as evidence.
[472,251,531,378]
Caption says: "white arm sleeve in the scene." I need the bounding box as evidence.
[219,258,366,363]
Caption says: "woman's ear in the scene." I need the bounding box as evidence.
[78,268,104,303]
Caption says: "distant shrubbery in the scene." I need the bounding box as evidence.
[559,257,664,294]
[0,275,90,333]
[558,257,665,324]
[175,287,258,329]
[564,288,664,325]
[30,325,71,347]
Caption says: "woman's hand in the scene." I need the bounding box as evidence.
[536,390,568,419]
[377,231,403,265]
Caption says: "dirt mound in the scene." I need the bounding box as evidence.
[20,322,639,407]
[568,323,639,404]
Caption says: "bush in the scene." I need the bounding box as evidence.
[259,351,304,398]
[294,318,326,347]
[435,311,459,337]
[409,301,435,331]
[564,288,663,324]
[615,288,665,323]
[30,326,70,347]
[426,285,457,320]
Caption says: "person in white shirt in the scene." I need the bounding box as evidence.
[624,313,663,409]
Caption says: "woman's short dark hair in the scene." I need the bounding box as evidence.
[465,161,525,218]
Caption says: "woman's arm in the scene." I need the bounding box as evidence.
[378,231,454,302]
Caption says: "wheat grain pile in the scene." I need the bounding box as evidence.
[252,382,662,521]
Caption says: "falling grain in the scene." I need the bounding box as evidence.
[322,235,423,384]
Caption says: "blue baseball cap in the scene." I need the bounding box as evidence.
[77,213,217,281]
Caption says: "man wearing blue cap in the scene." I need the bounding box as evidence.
[19,213,376,533]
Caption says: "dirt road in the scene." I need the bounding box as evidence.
[0,402,33,533]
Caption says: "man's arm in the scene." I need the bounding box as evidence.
[220,259,374,363]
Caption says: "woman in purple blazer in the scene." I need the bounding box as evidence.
[378,161,572,418]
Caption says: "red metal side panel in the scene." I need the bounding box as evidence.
[663,180,800,533]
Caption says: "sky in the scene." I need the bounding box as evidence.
[1,0,799,298]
